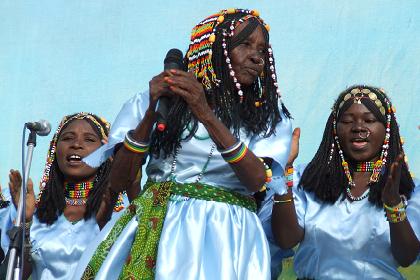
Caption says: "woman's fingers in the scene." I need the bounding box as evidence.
[382,153,404,205]
[287,128,301,165]
[390,154,403,188]
[27,178,34,194]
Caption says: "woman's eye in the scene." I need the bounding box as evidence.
[340,120,353,124]
[86,138,97,142]
[365,119,376,123]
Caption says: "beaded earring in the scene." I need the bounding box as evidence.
[222,20,244,102]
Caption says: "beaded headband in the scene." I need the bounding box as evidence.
[337,87,392,116]
[186,8,279,104]
[36,112,110,205]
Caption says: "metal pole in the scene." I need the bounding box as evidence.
[6,130,36,280]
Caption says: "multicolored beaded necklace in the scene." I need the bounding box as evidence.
[64,181,94,206]
[355,161,376,172]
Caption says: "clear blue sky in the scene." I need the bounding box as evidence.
[1,0,419,191]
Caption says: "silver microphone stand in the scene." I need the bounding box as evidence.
[6,129,37,280]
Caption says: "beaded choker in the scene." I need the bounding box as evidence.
[64,181,94,206]
[355,161,377,172]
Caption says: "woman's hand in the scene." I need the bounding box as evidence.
[164,69,213,122]
[8,169,35,222]
[382,154,404,206]
[148,71,173,111]
[286,128,300,167]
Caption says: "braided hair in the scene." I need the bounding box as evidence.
[150,9,290,158]
[299,85,414,206]
[36,113,112,225]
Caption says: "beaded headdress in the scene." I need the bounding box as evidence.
[329,86,398,200]
[186,8,282,104]
[36,112,110,205]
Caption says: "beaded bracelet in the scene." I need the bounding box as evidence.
[385,211,407,223]
[124,130,150,154]
[25,221,32,238]
[383,195,408,223]
[257,158,273,192]
[285,166,294,188]
[218,140,242,155]
[222,142,248,164]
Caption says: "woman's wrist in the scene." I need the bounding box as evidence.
[273,191,293,204]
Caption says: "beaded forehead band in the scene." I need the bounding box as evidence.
[337,87,388,116]
[36,112,110,205]
[186,8,281,104]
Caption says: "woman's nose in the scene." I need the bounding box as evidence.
[70,138,83,149]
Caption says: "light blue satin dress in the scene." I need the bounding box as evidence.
[78,91,293,280]
[0,188,16,257]
[30,215,100,280]
[265,164,420,280]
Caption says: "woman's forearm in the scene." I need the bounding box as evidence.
[271,191,304,249]
[389,220,420,267]
[200,112,266,192]
[109,109,156,194]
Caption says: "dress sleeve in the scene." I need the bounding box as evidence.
[407,179,420,241]
[0,188,17,255]
[258,164,307,233]
[83,91,150,167]
[249,112,292,195]
[292,164,308,228]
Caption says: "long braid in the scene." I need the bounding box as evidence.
[84,159,112,219]
[299,114,347,202]
[36,161,65,224]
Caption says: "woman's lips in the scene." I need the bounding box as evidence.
[351,141,368,150]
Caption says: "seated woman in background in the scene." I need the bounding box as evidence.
[7,112,124,280]
[271,85,420,279]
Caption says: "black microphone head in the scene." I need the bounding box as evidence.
[164,48,184,70]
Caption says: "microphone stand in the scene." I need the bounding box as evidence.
[6,128,37,280]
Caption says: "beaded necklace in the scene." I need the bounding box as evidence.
[187,122,210,141]
[355,161,377,172]
[169,143,216,183]
[64,181,94,206]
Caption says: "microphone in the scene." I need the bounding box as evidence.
[156,48,184,132]
[26,120,51,136]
